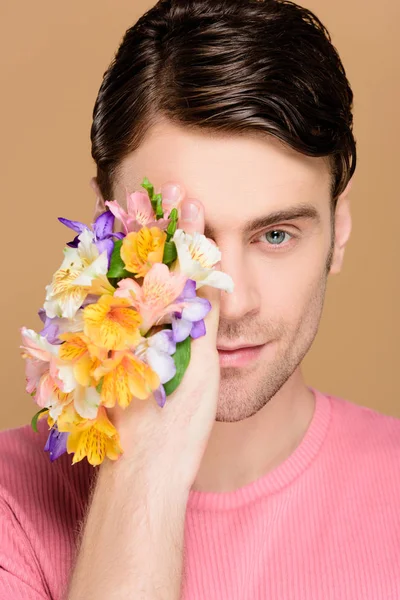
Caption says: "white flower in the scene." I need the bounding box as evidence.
[43,229,111,320]
[56,363,100,420]
[172,229,234,293]
[135,330,176,385]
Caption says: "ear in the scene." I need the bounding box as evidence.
[329,177,354,275]
[90,177,106,220]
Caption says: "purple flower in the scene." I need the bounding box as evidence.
[58,211,124,268]
[38,309,62,344]
[154,385,167,408]
[171,279,211,343]
[44,426,69,462]
[38,308,84,344]
[135,330,177,409]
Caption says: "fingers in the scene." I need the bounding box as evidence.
[160,182,185,212]
[159,181,205,236]
[178,198,205,236]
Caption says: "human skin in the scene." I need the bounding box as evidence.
[67,186,221,600]
[66,119,353,598]
[91,118,353,494]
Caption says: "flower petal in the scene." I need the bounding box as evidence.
[178,278,197,300]
[190,319,206,339]
[145,347,176,384]
[105,200,130,234]
[196,269,234,293]
[154,385,166,408]
[58,218,88,235]
[126,190,155,226]
[96,238,114,268]
[73,385,100,419]
[172,315,193,343]
[93,211,115,240]
[44,427,69,461]
[66,235,80,248]
[147,329,176,356]
[181,297,211,322]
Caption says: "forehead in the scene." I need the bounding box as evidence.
[116,120,331,229]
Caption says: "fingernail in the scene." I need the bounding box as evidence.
[181,200,199,222]
[161,183,182,206]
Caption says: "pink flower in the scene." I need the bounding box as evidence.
[114,263,188,335]
[105,188,169,235]
[20,327,70,413]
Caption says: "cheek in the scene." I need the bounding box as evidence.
[252,239,327,319]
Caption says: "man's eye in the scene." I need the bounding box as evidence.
[257,230,293,245]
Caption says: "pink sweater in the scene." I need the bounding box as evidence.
[1,386,400,599]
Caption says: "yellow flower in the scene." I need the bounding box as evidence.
[58,331,106,387]
[93,350,160,409]
[57,404,123,466]
[121,226,167,278]
[83,295,142,351]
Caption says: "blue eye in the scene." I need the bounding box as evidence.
[260,230,293,245]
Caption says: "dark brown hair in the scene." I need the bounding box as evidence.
[91,0,356,209]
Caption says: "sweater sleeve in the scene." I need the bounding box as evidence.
[0,501,50,599]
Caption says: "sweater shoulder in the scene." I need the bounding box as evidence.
[326,391,400,464]
[0,417,94,517]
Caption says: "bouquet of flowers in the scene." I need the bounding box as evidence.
[20,178,234,467]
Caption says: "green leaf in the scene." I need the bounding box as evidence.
[162,241,178,265]
[141,177,154,201]
[107,240,124,277]
[96,379,104,394]
[166,208,178,241]
[31,408,48,433]
[154,193,164,219]
[107,240,135,279]
[164,337,191,396]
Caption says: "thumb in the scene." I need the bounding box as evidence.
[194,284,221,349]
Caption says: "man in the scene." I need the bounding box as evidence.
[1,0,400,598]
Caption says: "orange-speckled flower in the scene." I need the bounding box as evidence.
[56,403,123,466]
[83,295,142,351]
[120,226,167,278]
[58,331,106,387]
[93,350,160,409]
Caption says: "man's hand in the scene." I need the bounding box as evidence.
[66,182,220,600]
[106,181,220,487]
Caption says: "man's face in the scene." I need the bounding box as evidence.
[110,120,347,423]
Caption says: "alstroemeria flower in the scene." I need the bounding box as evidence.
[20,327,72,419]
[83,295,142,351]
[55,331,106,422]
[172,229,234,292]
[135,330,176,408]
[38,308,84,345]
[120,226,167,278]
[169,279,211,342]
[105,189,169,234]
[114,263,188,335]
[58,211,124,268]
[44,425,69,462]
[43,229,115,320]
[93,350,160,409]
[57,331,106,387]
[56,404,123,466]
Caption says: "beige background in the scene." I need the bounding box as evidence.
[1,0,399,430]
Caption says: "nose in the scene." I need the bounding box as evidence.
[218,245,260,321]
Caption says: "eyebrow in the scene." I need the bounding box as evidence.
[204,203,321,239]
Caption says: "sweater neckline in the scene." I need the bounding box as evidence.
[187,386,332,511]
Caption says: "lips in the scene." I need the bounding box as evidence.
[217,343,264,352]
[217,343,267,368]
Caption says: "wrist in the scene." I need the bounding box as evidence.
[99,451,192,501]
